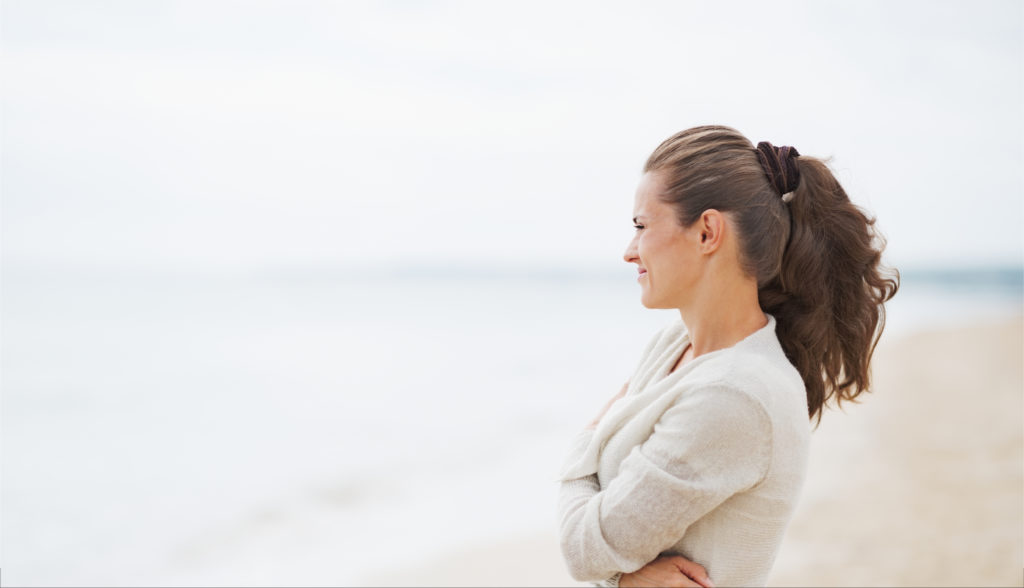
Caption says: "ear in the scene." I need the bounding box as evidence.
[697,209,725,254]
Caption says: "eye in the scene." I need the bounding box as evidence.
[633,224,644,231]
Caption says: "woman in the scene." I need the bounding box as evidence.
[557,126,898,587]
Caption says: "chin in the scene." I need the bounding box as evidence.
[639,288,677,310]
[641,301,668,310]
[639,292,664,309]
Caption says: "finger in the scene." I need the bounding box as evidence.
[638,567,702,588]
[670,556,715,588]
[623,571,662,588]
[666,573,703,588]
[631,567,695,588]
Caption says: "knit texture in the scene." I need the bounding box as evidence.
[557,315,810,587]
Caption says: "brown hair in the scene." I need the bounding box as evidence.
[644,125,899,423]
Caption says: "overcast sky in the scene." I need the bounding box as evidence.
[3,0,1021,272]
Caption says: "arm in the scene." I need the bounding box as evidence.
[557,385,771,582]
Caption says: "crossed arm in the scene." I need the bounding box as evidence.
[559,383,770,586]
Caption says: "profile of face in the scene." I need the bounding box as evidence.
[622,171,707,309]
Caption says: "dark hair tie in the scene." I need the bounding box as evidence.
[756,141,801,198]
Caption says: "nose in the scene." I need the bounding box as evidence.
[623,233,639,264]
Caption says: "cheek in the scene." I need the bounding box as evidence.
[640,235,688,284]
[636,234,652,257]
[637,234,661,266]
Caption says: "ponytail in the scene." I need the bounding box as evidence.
[758,157,900,423]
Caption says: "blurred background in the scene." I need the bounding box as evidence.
[2,1,1021,586]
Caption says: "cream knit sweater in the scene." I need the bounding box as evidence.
[557,315,810,587]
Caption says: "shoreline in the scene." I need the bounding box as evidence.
[360,315,1024,587]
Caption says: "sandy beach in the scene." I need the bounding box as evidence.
[363,316,1023,587]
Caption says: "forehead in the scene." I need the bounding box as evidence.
[633,171,670,215]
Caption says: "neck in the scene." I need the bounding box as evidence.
[679,275,767,358]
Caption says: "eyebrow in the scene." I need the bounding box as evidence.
[632,215,647,224]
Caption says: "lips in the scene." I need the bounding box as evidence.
[637,267,647,278]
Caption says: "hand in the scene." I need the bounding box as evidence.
[618,555,714,588]
[585,381,629,429]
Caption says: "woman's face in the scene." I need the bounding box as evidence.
[623,171,704,309]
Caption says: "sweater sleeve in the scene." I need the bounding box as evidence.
[557,385,772,582]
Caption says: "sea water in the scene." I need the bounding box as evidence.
[3,264,1020,585]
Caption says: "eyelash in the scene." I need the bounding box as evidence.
[633,224,644,230]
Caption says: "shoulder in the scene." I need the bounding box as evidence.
[685,340,806,421]
[716,346,801,395]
